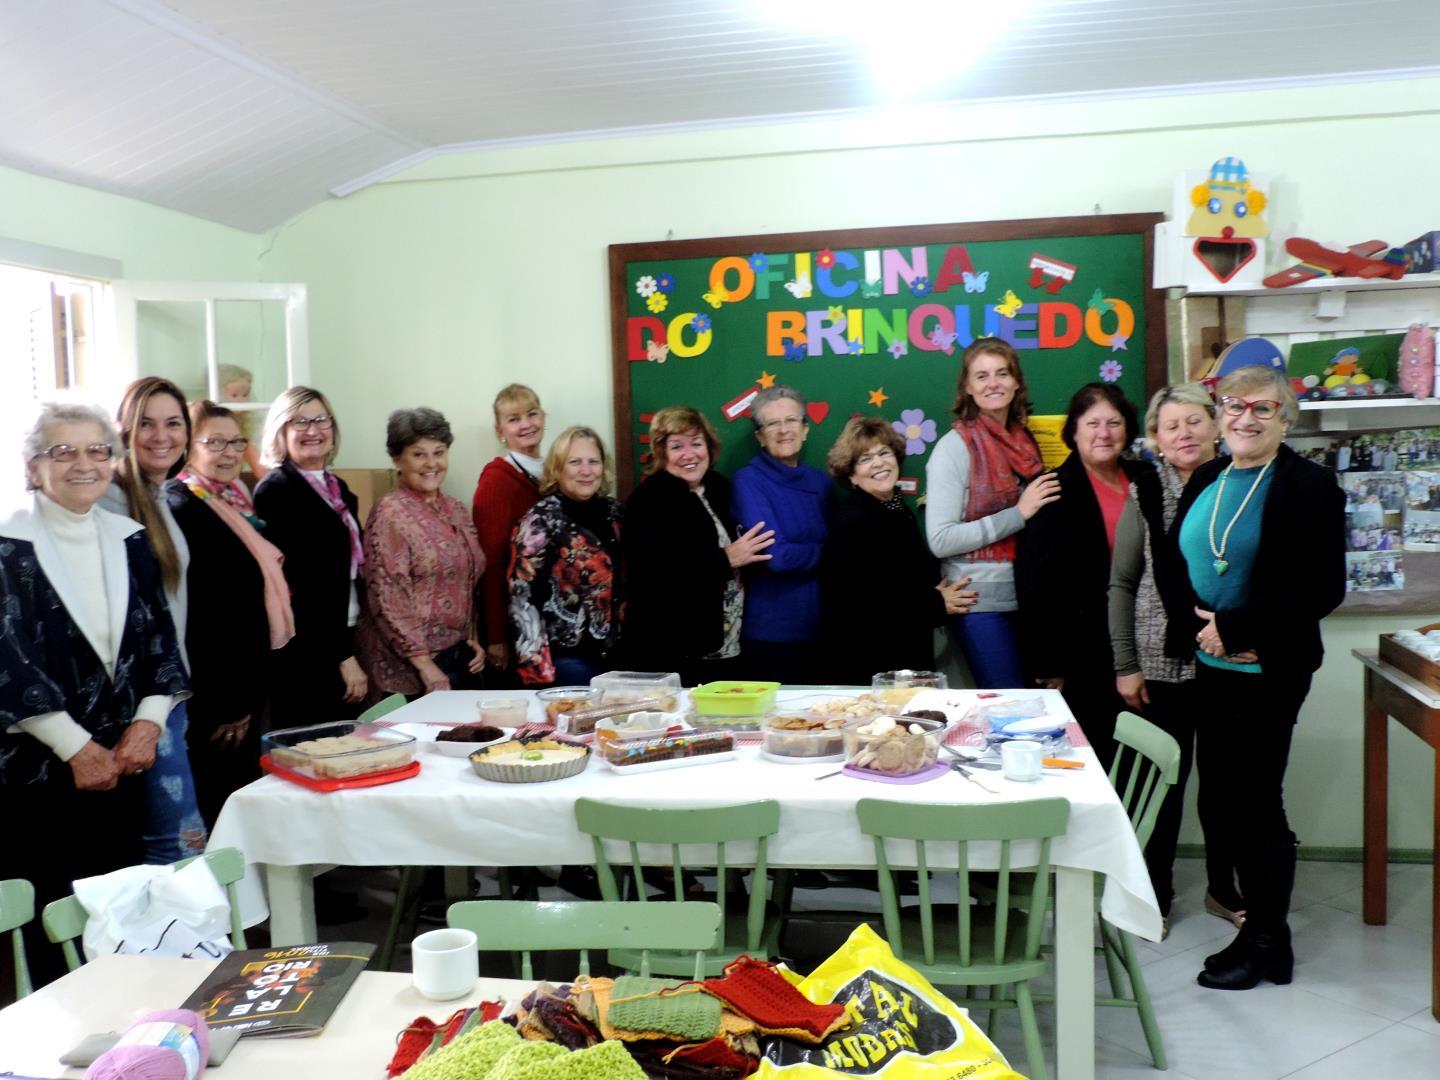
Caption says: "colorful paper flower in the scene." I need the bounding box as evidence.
[909,275,932,297]
[691,314,711,333]
[635,275,657,298]
[827,305,845,321]
[892,409,938,456]
[646,292,669,313]
[887,341,909,359]
[817,248,836,268]
[748,253,768,272]
[1099,359,1124,382]
[846,338,864,355]
[656,272,675,294]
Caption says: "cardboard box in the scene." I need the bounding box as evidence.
[1402,231,1440,274]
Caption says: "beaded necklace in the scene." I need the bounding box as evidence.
[1207,458,1272,575]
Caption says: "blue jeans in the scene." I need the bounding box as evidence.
[950,610,1026,689]
[142,700,209,864]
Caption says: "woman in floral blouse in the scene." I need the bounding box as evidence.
[509,426,622,686]
[358,408,486,697]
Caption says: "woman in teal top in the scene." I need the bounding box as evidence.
[1168,365,1345,992]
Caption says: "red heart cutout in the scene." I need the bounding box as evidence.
[807,402,830,425]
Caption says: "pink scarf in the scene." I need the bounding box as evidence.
[953,414,1045,562]
[178,469,296,650]
[298,468,364,577]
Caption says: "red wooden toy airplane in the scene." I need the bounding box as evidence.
[1263,238,1406,288]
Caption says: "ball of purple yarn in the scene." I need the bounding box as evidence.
[85,1008,210,1079]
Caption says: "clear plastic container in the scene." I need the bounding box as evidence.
[761,712,860,762]
[598,730,736,770]
[842,715,944,775]
[263,722,417,779]
[590,671,682,713]
[594,711,691,746]
[476,698,530,727]
[784,691,888,722]
[535,686,598,728]
[689,680,780,717]
[870,670,948,710]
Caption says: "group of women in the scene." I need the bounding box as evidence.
[0,342,1342,996]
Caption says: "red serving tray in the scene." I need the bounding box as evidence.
[259,754,421,792]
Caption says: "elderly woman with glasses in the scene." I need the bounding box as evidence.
[358,408,485,698]
[730,385,834,683]
[1169,365,1344,991]
[0,403,188,986]
[254,388,368,726]
[167,401,294,827]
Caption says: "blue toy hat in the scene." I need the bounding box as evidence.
[1208,156,1250,191]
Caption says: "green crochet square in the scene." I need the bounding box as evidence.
[403,1020,521,1080]
[605,976,722,1041]
[487,1040,568,1079]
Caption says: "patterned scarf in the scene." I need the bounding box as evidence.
[177,468,264,528]
[953,413,1045,561]
[299,467,364,576]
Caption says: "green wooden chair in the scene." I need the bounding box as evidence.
[448,899,722,981]
[42,846,248,972]
[573,798,782,978]
[358,693,407,725]
[0,878,36,999]
[857,797,1070,1080]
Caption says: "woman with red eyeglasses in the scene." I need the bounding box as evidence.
[1169,365,1344,991]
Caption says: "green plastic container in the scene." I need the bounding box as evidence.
[689,680,780,716]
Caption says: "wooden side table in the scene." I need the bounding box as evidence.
[1353,648,1440,1021]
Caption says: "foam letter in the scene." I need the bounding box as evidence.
[932,244,976,293]
[817,250,859,298]
[626,316,666,361]
[865,308,909,353]
[754,253,790,301]
[1085,299,1136,346]
[708,257,754,303]
[668,313,712,357]
[1038,302,1083,348]
[908,303,954,350]
[998,303,1039,349]
[883,247,930,295]
[766,311,808,356]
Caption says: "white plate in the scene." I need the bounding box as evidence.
[429,732,512,757]
[601,750,739,774]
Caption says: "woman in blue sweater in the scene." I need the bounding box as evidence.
[731,385,833,684]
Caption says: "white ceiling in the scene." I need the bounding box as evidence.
[3,0,1439,232]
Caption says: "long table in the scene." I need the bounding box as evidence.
[210,687,1161,1080]
[0,954,530,1079]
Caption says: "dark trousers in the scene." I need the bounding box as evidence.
[1194,663,1310,934]
[1135,678,1238,916]
[738,639,821,685]
[187,721,261,831]
[1061,662,1126,771]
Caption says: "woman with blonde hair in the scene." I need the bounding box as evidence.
[623,406,773,683]
[99,377,207,862]
[471,384,546,678]
[509,426,622,685]
[254,387,367,726]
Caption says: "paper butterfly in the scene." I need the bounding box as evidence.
[962,270,990,293]
[702,287,730,309]
[993,290,1023,318]
[929,327,958,355]
[861,279,882,299]
[784,273,813,299]
[646,340,670,364]
[783,341,807,362]
[1087,288,1114,313]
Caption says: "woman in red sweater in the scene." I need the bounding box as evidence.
[471,384,545,676]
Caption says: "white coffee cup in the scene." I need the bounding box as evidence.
[411,927,478,1000]
[1000,739,1044,782]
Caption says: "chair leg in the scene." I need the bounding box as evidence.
[378,866,419,971]
[1014,980,1048,1080]
[1100,922,1128,999]
[983,983,1000,1036]
[1119,929,1167,1070]
[496,867,513,901]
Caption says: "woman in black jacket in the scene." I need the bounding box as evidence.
[1169,365,1344,991]
[254,387,367,727]
[822,417,976,683]
[1016,383,1152,767]
[622,407,773,684]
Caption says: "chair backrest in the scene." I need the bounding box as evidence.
[573,798,779,955]
[1107,711,1182,852]
[0,878,35,999]
[447,899,722,981]
[358,693,407,725]
[42,846,249,972]
[857,798,1070,968]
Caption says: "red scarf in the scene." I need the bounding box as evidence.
[954,413,1044,561]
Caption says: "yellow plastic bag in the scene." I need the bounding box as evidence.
[757,923,1026,1079]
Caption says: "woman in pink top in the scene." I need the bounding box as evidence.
[358,408,485,698]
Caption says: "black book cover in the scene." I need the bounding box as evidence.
[180,941,375,1037]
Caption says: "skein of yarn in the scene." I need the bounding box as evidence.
[85,1008,210,1080]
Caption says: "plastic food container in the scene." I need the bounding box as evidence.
[536,686,598,727]
[469,737,590,784]
[690,680,780,716]
[598,730,736,772]
[761,712,860,763]
[594,710,691,747]
[590,671,682,713]
[871,670,949,709]
[476,698,530,727]
[843,715,944,775]
[263,722,417,780]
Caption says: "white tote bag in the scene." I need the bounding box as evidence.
[74,859,234,962]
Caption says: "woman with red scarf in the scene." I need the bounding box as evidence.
[925,338,1059,688]
[166,400,294,826]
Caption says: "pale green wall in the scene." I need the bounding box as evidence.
[256,75,1440,852]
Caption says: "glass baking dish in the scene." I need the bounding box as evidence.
[262,721,417,780]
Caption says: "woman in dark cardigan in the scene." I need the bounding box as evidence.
[622,407,774,684]
[1016,383,1152,767]
[821,417,976,684]
[1167,365,1344,990]
[254,387,367,727]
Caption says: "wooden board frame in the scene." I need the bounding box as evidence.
[609,213,1167,496]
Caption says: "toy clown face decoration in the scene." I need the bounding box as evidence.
[1186,156,1269,240]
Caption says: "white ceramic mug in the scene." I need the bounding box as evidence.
[1000,739,1044,782]
[411,927,478,1000]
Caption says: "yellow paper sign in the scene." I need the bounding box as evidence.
[1027,414,1070,471]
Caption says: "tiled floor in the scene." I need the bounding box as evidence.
[318,857,1438,1079]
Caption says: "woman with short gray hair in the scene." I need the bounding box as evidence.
[357,407,486,697]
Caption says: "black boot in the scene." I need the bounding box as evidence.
[1197,924,1293,990]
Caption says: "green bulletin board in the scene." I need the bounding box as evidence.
[609,215,1166,495]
